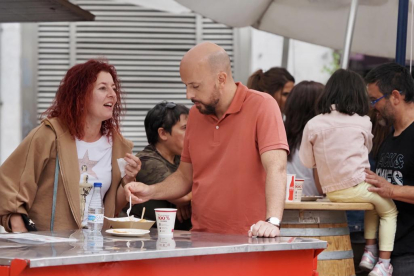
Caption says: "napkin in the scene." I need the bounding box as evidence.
[117,158,127,178]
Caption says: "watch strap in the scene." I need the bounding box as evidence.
[266,217,281,228]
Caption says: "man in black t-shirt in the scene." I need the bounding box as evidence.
[365,63,414,276]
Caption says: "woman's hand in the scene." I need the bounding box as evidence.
[123,153,141,183]
[10,214,28,233]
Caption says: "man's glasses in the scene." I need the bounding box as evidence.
[370,91,402,107]
[165,102,177,109]
[154,102,177,129]
[160,102,177,116]
[370,95,387,107]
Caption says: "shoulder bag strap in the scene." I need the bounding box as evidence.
[50,153,59,231]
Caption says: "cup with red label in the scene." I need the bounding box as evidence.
[285,174,296,202]
[293,179,304,202]
[154,208,177,236]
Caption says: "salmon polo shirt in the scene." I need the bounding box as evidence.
[181,82,289,235]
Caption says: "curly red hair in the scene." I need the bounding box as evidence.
[43,59,123,139]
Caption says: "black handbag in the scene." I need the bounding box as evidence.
[21,214,37,231]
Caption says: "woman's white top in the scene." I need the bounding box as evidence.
[76,135,113,226]
[287,149,321,196]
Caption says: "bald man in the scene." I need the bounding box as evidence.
[125,42,289,237]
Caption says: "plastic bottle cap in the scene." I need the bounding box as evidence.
[93,182,102,187]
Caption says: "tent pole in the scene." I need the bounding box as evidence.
[281,37,290,68]
[396,0,409,65]
[341,0,359,69]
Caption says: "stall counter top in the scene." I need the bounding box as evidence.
[285,200,374,210]
[0,229,326,268]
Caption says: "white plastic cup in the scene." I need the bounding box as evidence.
[154,208,177,236]
[156,236,176,250]
[286,174,296,202]
[293,179,304,202]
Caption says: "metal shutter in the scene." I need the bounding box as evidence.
[38,22,71,115]
[37,0,235,152]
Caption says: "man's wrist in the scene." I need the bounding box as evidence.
[390,184,397,199]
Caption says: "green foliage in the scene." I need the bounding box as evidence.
[322,50,341,75]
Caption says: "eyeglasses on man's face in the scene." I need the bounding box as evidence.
[370,95,387,107]
[370,90,402,107]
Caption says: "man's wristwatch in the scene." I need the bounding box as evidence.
[266,217,281,228]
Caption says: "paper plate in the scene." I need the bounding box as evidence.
[106,229,150,237]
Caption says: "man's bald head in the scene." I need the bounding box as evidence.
[181,42,232,77]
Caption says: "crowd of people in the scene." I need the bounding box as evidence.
[0,42,413,276]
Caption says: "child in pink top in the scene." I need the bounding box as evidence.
[299,69,397,276]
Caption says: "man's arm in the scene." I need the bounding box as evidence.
[263,149,287,220]
[391,186,414,204]
[366,169,414,204]
[250,149,287,238]
[125,161,193,204]
[169,192,192,206]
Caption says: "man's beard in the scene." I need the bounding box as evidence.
[192,90,220,115]
[378,101,395,127]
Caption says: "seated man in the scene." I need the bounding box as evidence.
[365,63,414,276]
[127,101,191,230]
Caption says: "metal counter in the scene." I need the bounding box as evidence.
[0,229,326,268]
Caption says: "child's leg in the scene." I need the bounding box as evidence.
[375,198,396,267]
[350,182,398,252]
[327,182,397,273]
[364,208,379,256]
[360,182,397,272]
[364,208,379,247]
[361,209,379,270]
[368,193,397,253]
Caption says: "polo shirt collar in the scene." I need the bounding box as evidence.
[225,82,247,115]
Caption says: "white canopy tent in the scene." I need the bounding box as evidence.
[119,0,413,62]
[174,0,410,60]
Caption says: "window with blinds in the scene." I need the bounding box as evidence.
[37,0,235,152]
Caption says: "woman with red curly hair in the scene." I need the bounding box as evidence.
[0,59,140,232]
